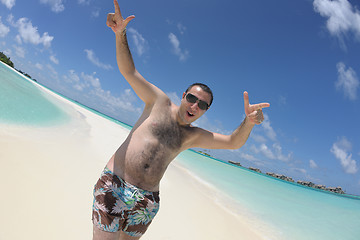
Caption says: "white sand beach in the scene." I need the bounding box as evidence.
[0,82,263,240]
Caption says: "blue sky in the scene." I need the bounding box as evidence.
[1,0,360,195]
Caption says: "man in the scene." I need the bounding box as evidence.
[92,0,270,239]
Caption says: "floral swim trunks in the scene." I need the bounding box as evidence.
[92,167,160,237]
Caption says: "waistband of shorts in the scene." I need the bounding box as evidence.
[103,166,160,197]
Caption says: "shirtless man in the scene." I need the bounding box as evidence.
[92,1,270,239]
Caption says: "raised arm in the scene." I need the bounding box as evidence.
[106,0,166,105]
[191,91,270,150]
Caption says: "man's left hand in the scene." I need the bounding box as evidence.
[243,91,270,125]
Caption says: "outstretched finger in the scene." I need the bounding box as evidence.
[243,91,249,108]
[124,15,136,25]
[114,0,122,17]
[253,102,270,110]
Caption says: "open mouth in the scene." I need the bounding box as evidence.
[187,111,194,117]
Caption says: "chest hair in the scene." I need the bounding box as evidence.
[151,117,184,150]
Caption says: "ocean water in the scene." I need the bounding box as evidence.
[1,61,360,240]
[0,62,70,126]
[176,150,360,240]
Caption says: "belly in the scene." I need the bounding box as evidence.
[110,140,177,191]
[108,114,185,191]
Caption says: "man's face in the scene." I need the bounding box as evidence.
[178,86,211,125]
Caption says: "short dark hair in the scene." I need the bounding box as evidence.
[185,83,213,107]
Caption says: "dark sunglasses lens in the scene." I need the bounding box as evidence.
[186,93,208,110]
[198,101,208,110]
[186,93,197,103]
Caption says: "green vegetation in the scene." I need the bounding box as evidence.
[0,52,36,81]
[197,150,212,157]
[16,69,33,80]
[0,52,14,68]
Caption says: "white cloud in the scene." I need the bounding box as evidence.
[249,114,292,162]
[40,0,65,13]
[309,159,318,169]
[92,8,100,18]
[84,49,112,70]
[81,72,101,89]
[166,91,181,106]
[241,152,266,167]
[64,71,101,91]
[6,14,15,26]
[278,95,287,106]
[35,63,43,70]
[3,48,11,56]
[62,70,141,116]
[46,63,58,78]
[313,0,360,49]
[292,168,307,175]
[168,32,189,61]
[0,17,10,37]
[177,23,187,35]
[260,144,276,159]
[251,114,277,143]
[252,143,276,160]
[261,113,276,141]
[250,142,291,162]
[1,0,15,9]
[50,55,59,64]
[192,114,231,135]
[240,152,263,165]
[240,152,258,162]
[127,28,148,57]
[91,87,140,114]
[336,62,359,100]
[273,143,292,162]
[14,18,54,48]
[78,0,90,5]
[63,70,83,91]
[330,137,358,174]
[13,44,25,58]
[251,133,267,143]
[15,35,22,44]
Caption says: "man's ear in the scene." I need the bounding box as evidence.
[182,92,186,98]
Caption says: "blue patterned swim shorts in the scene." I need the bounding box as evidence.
[92,167,160,237]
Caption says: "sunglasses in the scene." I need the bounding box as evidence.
[185,93,209,110]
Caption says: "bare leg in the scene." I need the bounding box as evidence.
[93,224,142,240]
[118,230,142,240]
[93,224,120,240]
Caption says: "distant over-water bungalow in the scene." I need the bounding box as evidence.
[228,160,346,194]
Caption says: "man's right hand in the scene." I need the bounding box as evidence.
[106,0,135,35]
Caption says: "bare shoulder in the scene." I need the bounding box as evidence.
[192,127,213,139]
[188,126,233,150]
[146,91,172,110]
[184,126,212,147]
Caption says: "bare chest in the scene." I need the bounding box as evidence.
[150,117,184,150]
[112,105,193,190]
[135,115,185,165]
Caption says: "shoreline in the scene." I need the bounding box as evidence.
[0,66,265,239]
[3,60,357,199]
[144,162,264,240]
[0,118,264,240]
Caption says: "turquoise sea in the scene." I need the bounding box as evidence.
[1,62,360,240]
[0,63,71,126]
